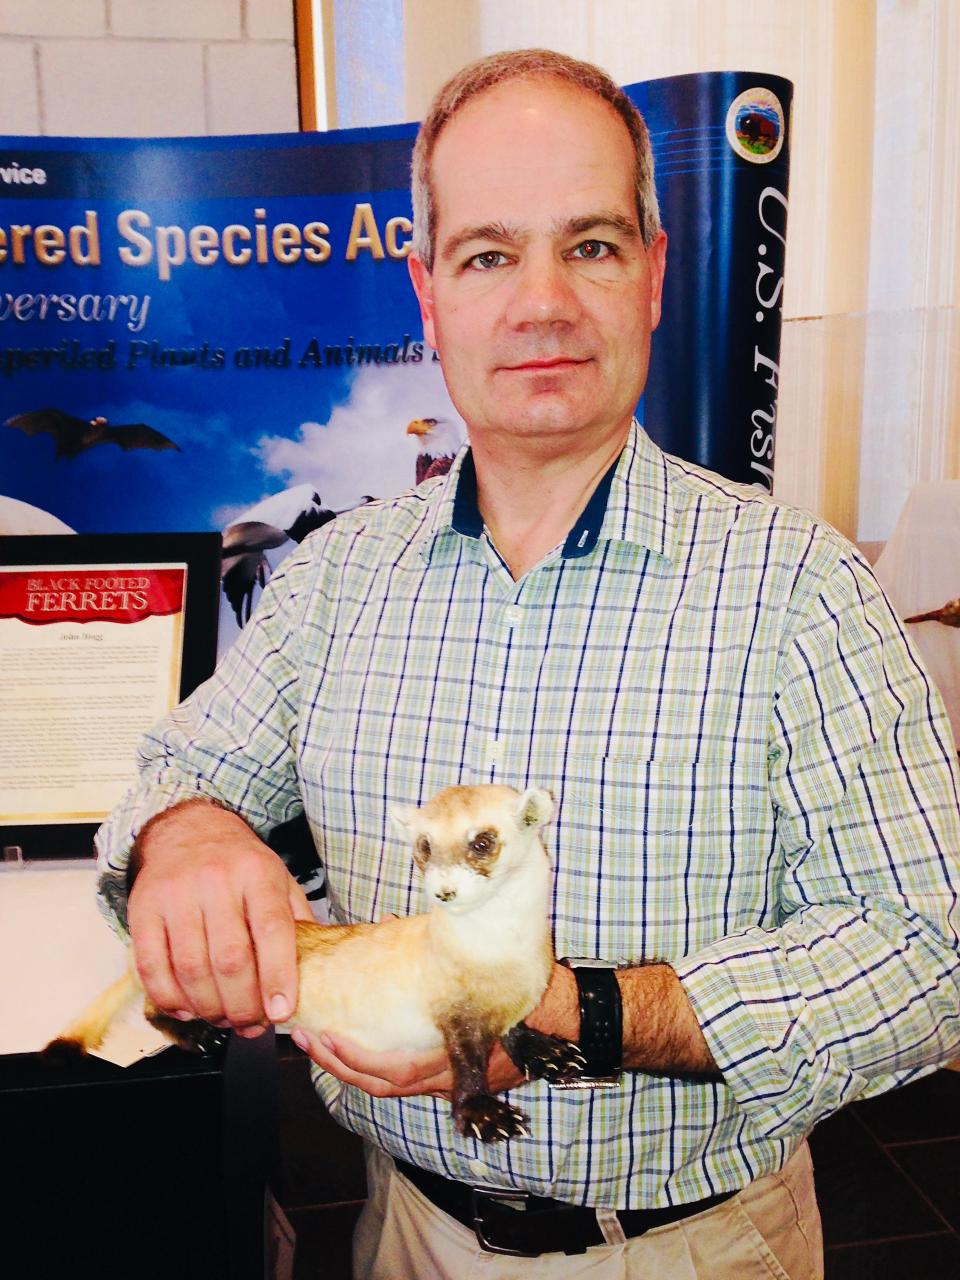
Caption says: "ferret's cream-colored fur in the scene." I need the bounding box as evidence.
[286,784,554,1051]
[46,784,556,1060]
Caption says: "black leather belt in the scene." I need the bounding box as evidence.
[393,1157,737,1257]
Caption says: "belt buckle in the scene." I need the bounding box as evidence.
[470,1186,540,1257]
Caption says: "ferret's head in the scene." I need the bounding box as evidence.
[390,784,553,912]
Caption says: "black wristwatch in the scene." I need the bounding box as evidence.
[553,957,623,1089]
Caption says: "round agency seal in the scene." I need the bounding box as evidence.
[725,88,785,164]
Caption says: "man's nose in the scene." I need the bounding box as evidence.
[505,252,579,327]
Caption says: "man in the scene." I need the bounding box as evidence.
[96,49,960,1278]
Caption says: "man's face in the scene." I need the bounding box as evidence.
[409,76,667,455]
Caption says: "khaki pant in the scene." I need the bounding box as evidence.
[352,1142,824,1279]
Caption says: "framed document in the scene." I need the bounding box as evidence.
[0,533,220,859]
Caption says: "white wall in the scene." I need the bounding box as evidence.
[856,0,960,544]
[0,0,299,137]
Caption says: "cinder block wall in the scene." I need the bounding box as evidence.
[0,0,299,138]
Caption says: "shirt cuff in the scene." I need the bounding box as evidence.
[675,931,866,1138]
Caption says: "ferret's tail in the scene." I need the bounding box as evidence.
[41,968,141,1063]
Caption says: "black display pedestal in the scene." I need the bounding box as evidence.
[1,1028,279,1280]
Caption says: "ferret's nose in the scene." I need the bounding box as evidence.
[436,887,456,902]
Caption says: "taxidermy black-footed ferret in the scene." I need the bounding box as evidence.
[44,783,585,1142]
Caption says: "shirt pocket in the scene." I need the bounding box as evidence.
[553,753,774,963]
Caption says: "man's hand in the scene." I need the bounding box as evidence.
[126,799,315,1036]
[291,1030,454,1097]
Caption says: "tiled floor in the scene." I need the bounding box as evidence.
[275,1040,960,1279]
[809,1066,960,1278]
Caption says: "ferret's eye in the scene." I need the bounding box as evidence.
[416,836,431,859]
[470,831,496,856]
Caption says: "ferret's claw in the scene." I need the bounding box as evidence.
[194,1024,230,1054]
[503,1028,587,1084]
[456,1095,532,1143]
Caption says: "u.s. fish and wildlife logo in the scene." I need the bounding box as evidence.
[726,88,785,163]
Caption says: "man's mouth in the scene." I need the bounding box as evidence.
[502,356,590,372]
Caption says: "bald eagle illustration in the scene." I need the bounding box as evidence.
[221,485,337,626]
[406,417,460,484]
[6,408,179,458]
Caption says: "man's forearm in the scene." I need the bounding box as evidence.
[618,964,718,1076]
[530,961,719,1079]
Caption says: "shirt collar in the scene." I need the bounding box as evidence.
[421,421,676,564]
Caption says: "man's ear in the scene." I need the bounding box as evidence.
[408,253,437,350]
[647,230,668,333]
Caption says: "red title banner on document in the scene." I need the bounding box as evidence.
[0,567,185,625]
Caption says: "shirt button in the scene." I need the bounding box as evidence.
[487,738,503,762]
[505,605,523,626]
[468,1158,489,1178]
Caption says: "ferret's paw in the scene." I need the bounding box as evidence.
[501,1022,586,1084]
[188,1022,230,1055]
[148,1013,228,1055]
[529,1035,587,1084]
[456,1095,531,1143]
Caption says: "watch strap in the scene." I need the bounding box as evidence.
[566,962,622,1079]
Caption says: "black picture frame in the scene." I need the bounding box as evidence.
[0,532,220,859]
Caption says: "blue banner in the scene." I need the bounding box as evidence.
[630,73,791,488]
[0,71,790,649]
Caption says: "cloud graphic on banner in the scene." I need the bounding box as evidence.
[0,494,76,535]
[253,361,466,510]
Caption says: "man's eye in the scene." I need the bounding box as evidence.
[571,239,613,261]
[467,250,509,271]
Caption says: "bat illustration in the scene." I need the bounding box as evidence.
[5,409,179,458]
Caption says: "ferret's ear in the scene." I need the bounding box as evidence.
[515,787,553,829]
[390,803,417,837]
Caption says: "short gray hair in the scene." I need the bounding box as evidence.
[411,48,661,270]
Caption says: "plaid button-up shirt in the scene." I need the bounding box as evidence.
[97,423,960,1208]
